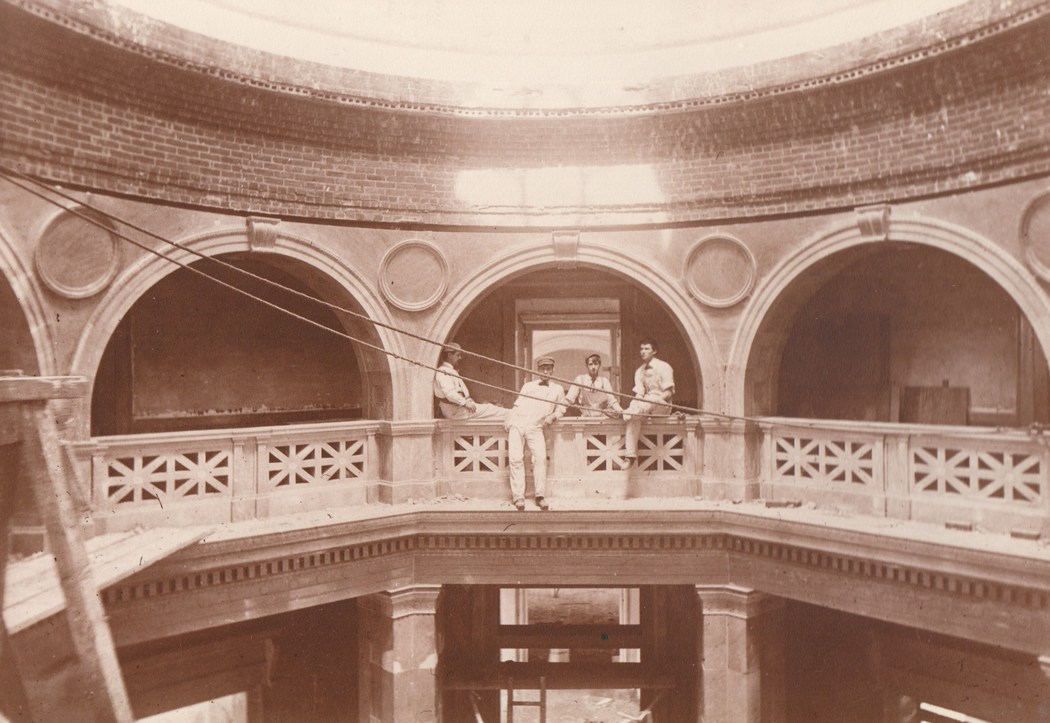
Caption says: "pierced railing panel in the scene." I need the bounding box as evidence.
[773,435,878,487]
[911,444,1044,505]
[99,449,232,506]
[453,433,508,473]
[638,432,686,472]
[585,432,625,472]
[262,438,367,489]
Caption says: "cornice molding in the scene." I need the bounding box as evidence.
[102,525,1049,617]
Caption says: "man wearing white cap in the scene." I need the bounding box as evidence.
[505,356,565,510]
[433,343,508,420]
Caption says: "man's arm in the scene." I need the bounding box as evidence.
[544,385,567,425]
[649,361,675,404]
[435,371,476,411]
[564,380,581,406]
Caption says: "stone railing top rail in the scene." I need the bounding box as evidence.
[71,419,383,453]
[758,416,1046,442]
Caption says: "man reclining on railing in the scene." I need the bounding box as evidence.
[434,343,509,420]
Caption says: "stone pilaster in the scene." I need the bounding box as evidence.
[373,421,437,504]
[696,584,786,723]
[358,585,442,723]
[699,418,763,501]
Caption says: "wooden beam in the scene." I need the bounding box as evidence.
[19,402,133,722]
[497,623,642,650]
[0,376,87,403]
[445,661,675,690]
[5,526,212,634]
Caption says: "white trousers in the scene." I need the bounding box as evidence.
[622,397,671,457]
[507,424,547,502]
[439,400,509,421]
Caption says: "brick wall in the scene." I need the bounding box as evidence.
[1,1,1049,226]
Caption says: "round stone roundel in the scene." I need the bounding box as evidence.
[683,234,756,308]
[1021,190,1050,282]
[378,240,449,311]
[35,207,121,299]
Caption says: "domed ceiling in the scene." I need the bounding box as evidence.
[106,0,973,108]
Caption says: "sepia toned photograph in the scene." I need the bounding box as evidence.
[1,0,1049,720]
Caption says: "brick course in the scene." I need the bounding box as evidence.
[1,2,1049,226]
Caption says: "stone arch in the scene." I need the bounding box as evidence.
[728,214,1050,417]
[72,227,405,437]
[427,242,722,413]
[0,219,56,377]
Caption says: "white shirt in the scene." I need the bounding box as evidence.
[633,357,675,401]
[433,362,470,406]
[506,380,566,431]
[566,374,617,414]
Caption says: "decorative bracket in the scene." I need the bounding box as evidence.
[855,204,891,241]
[247,216,281,250]
[552,231,580,270]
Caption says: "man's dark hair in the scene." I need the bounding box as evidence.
[585,353,602,364]
[639,337,659,352]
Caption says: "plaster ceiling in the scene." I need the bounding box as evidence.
[108,0,969,88]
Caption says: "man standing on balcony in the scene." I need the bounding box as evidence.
[565,353,620,417]
[434,343,508,420]
[621,338,675,470]
[505,356,566,511]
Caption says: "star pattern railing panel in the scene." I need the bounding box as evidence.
[772,434,879,488]
[910,440,1044,505]
[98,448,231,505]
[452,433,508,474]
[261,437,367,489]
[584,432,625,472]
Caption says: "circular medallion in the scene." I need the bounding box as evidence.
[1020,190,1050,282]
[683,234,756,308]
[378,240,449,311]
[35,207,121,299]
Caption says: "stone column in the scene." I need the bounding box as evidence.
[358,585,442,723]
[696,584,786,723]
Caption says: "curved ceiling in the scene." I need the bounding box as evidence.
[107,0,971,107]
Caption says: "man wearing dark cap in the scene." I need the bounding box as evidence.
[433,343,508,420]
[504,356,566,510]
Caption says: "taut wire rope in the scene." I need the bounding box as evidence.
[0,167,704,420]
[0,163,732,419]
[5,165,1042,437]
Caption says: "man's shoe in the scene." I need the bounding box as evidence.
[620,456,636,471]
[513,499,526,511]
[536,496,549,510]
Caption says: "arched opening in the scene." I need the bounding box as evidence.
[0,276,40,376]
[442,267,702,414]
[91,253,390,435]
[747,243,1050,425]
[0,270,45,561]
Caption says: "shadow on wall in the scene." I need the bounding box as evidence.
[91,255,372,435]
[774,244,1050,426]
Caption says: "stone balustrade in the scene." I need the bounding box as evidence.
[435,416,702,500]
[760,417,1049,535]
[70,417,1049,536]
[70,421,380,533]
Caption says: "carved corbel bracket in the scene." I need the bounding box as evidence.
[552,231,580,270]
[247,216,281,250]
[855,204,891,241]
